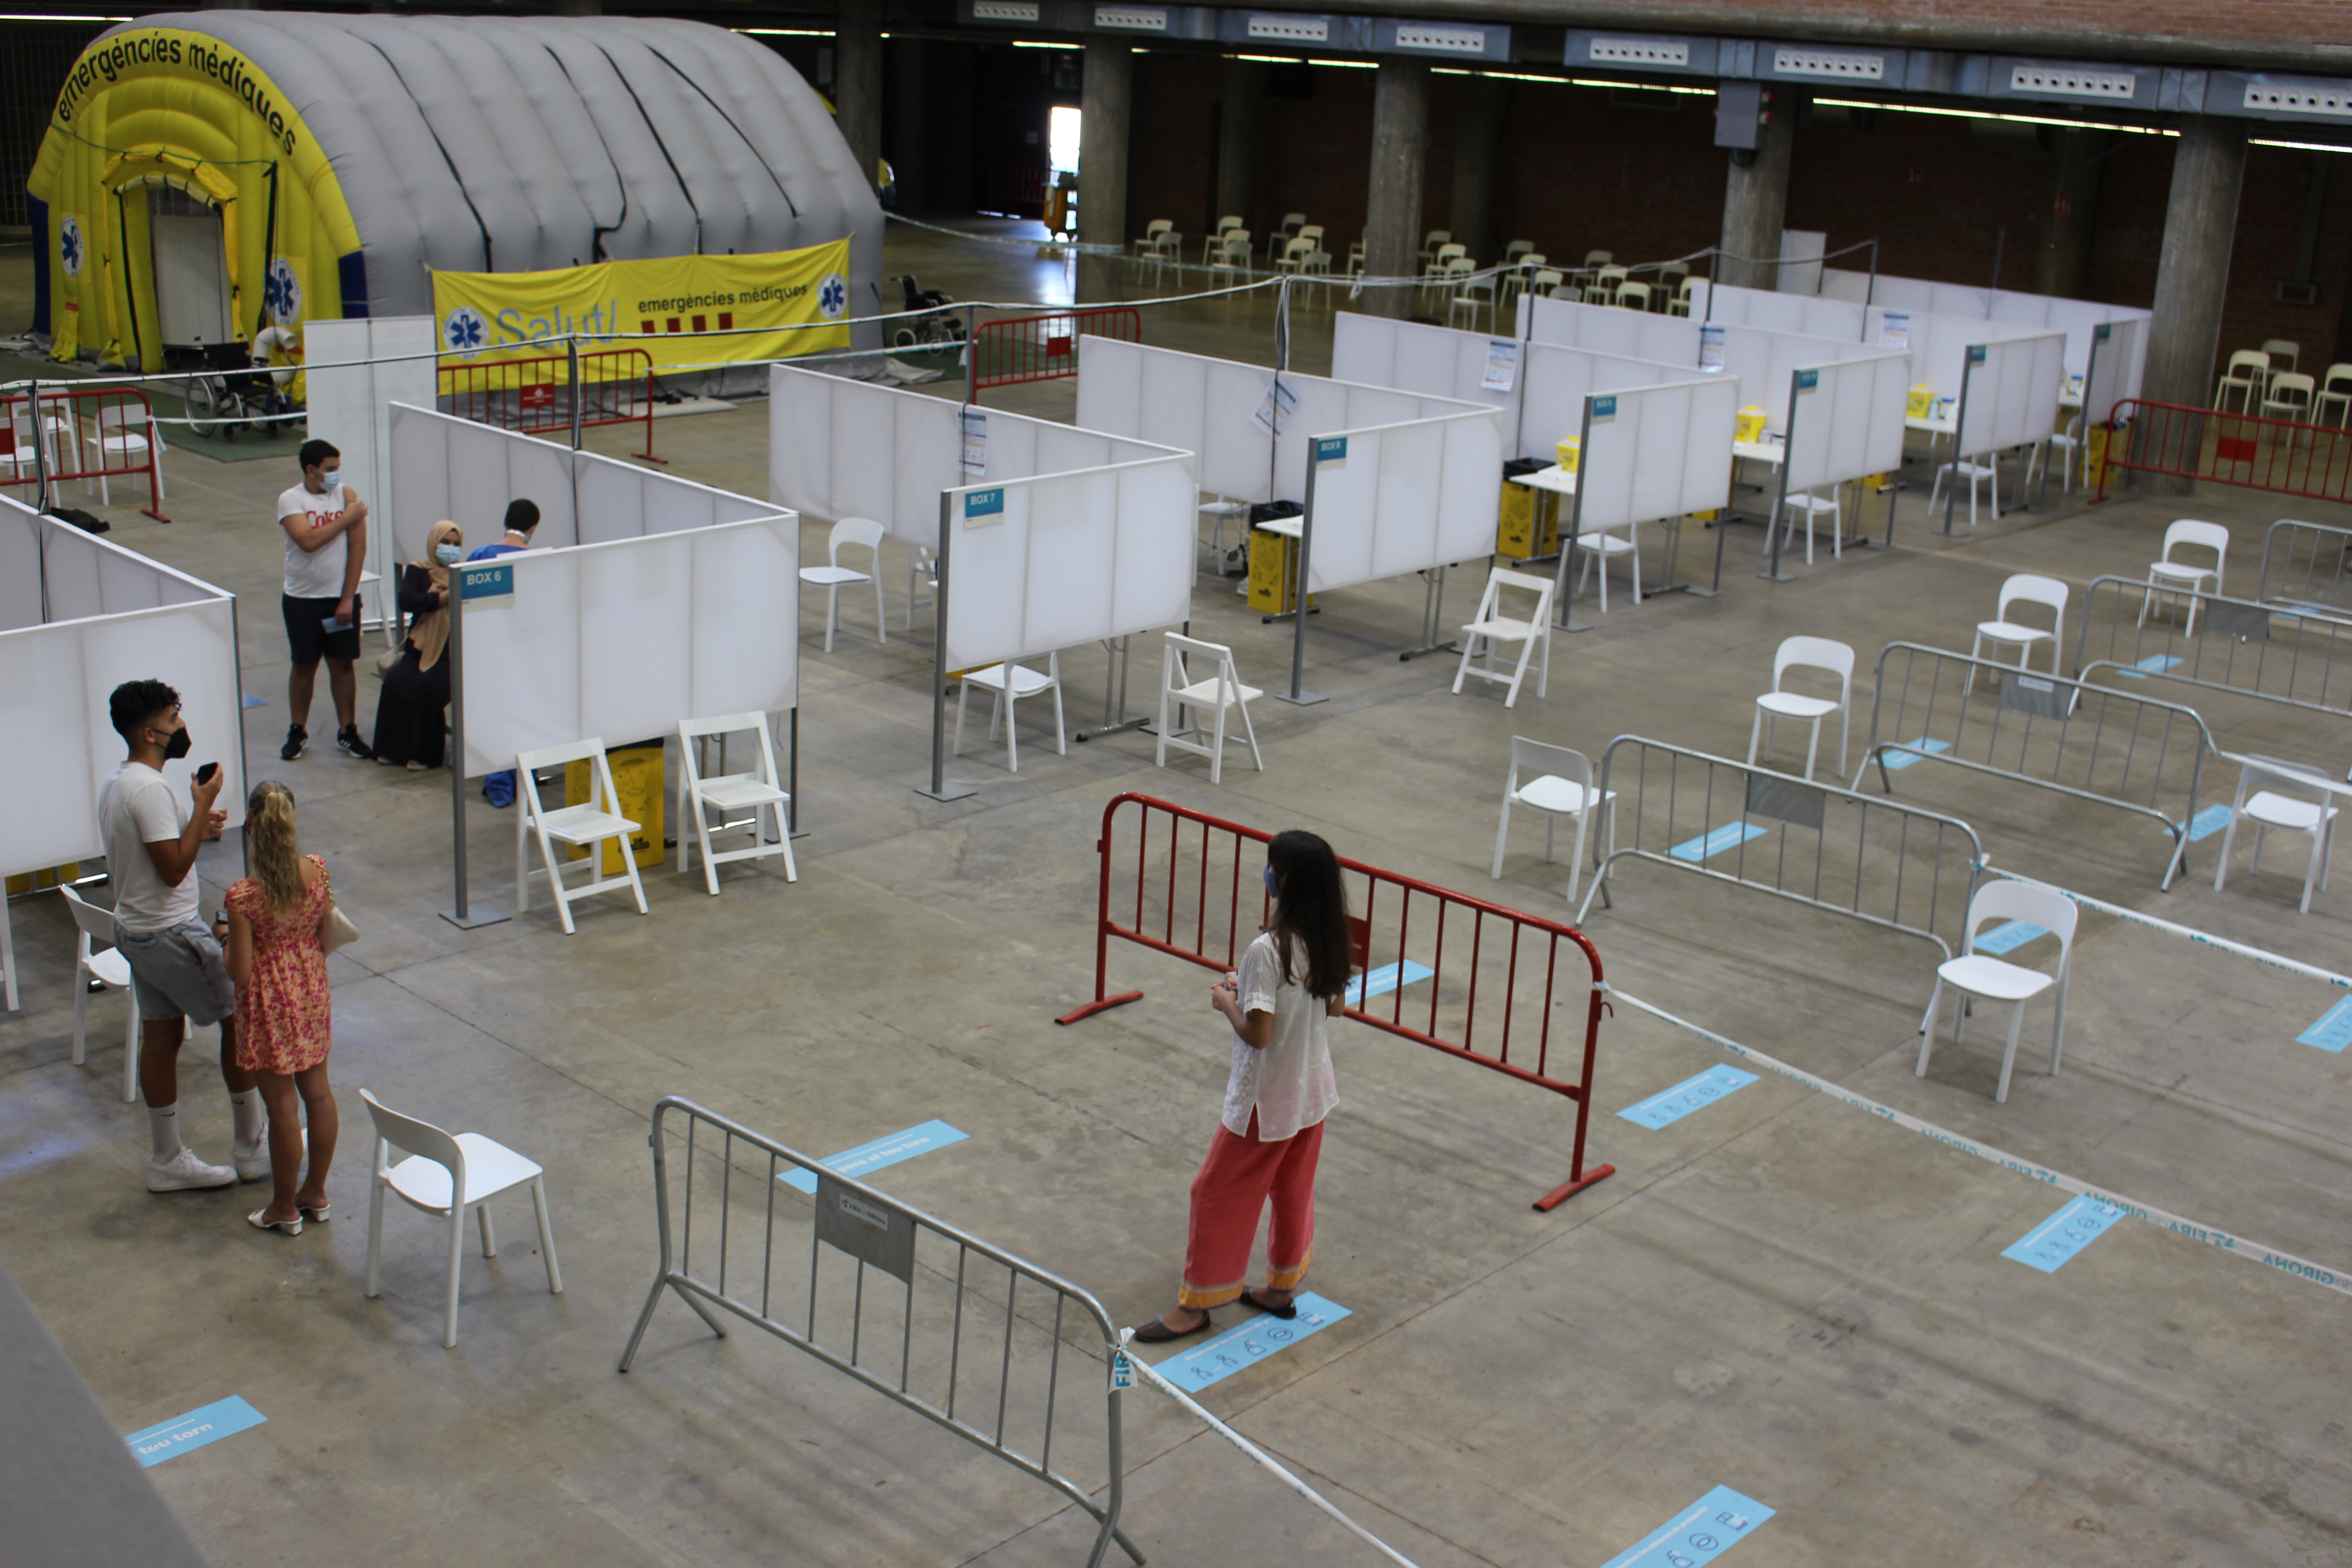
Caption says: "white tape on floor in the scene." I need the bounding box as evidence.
[1979,864,2352,994]
[1605,987,2352,1299]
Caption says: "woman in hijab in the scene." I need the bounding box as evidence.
[370,519,462,770]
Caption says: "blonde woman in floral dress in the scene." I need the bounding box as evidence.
[224,782,339,1236]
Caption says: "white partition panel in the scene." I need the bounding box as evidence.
[2082,315,2145,427]
[1516,343,1684,461]
[1957,332,2068,461]
[0,498,244,874]
[1572,379,1741,533]
[1823,270,2151,401]
[1518,293,1702,366]
[1698,281,1866,342]
[305,316,437,592]
[458,516,799,776]
[1717,324,1882,436]
[0,505,43,631]
[387,404,576,561]
[941,456,1196,672]
[1301,410,1504,594]
[1780,351,1911,494]
[1331,313,1518,411]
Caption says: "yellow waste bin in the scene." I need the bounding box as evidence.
[6,863,80,896]
[564,740,663,873]
[1498,473,1559,560]
[1247,524,1318,615]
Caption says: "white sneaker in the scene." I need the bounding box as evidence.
[147,1147,237,1192]
[231,1140,270,1183]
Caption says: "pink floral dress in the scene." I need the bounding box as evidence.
[226,856,333,1074]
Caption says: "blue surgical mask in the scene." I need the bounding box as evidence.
[321,468,341,489]
[1262,865,1278,897]
[434,543,462,565]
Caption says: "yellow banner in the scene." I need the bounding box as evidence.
[431,240,852,373]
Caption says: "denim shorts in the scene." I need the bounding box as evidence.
[114,918,237,1026]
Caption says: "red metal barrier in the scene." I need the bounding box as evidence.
[0,387,169,522]
[438,348,663,463]
[2096,397,2352,504]
[969,309,1142,404]
[1057,792,1615,1210]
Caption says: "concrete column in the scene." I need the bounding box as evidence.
[1448,75,1509,267]
[1076,37,1134,303]
[2142,116,2247,414]
[1362,59,1431,320]
[1716,107,1793,291]
[2034,129,2111,300]
[888,37,927,212]
[1214,59,1264,236]
[833,0,885,196]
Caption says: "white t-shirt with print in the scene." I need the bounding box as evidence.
[1220,930,1339,1141]
[99,760,198,932]
[279,480,351,599]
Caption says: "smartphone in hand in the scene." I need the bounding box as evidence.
[194,761,219,785]
[321,614,352,633]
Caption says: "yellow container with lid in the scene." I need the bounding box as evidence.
[1906,384,1936,418]
[1734,406,1767,444]
[1555,436,1580,473]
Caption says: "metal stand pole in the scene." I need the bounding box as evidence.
[1760,368,1800,583]
[1397,565,1457,661]
[787,706,809,838]
[1942,359,1975,537]
[1551,401,1594,633]
[568,336,584,451]
[1276,459,1327,705]
[916,490,976,800]
[441,568,509,928]
[1077,635,1152,741]
[30,378,47,513]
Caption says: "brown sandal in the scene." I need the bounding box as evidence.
[1238,1287,1298,1320]
[1131,1311,1213,1343]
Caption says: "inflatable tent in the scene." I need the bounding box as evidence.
[26,13,883,369]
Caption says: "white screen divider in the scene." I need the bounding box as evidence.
[1330,313,1519,412]
[1779,350,1913,496]
[2081,315,2145,428]
[1516,293,1701,366]
[1696,280,1867,343]
[1516,343,1690,462]
[1955,331,2068,462]
[1299,409,1506,595]
[1568,377,1741,537]
[1822,269,2152,399]
[304,316,438,607]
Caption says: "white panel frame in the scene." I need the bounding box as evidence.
[1570,377,1741,534]
[1956,331,2068,461]
[304,316,436,615]
[1779,350,1912,495]
[1299,408,1506,595]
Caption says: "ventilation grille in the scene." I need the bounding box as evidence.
[1248,15,1329,42]
[2010,65,2137,101]
[1774,48,1882,81]
[1589,37,1689,67]
[972,0,1041,20]
[1395,24,1488,55]
[2246,83,2352,117]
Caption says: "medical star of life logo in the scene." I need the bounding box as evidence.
[444,305,488,357]
[59,215,83,278]
[265,258,302,323]
[818,272,848,318]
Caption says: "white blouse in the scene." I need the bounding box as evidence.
[1220,930,1340,1141]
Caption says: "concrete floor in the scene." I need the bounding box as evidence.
[5,219,2352,1568]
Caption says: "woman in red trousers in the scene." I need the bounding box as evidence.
[1135,829,1349,1342]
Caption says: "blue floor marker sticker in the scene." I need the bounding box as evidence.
[1878,737,1951,771]
[1670,822,1767,862]
[1141,1292,1350,1392]
[125,1396,266,1467]
[1972,920,2048,956]
[780,1119,967,1194]
[241,692,267,709]
[1347,960,1434,1006]
[2175,804,2235,843]
[2298,996,2352,1053]
[2116,654,2185,680]
[1601,1485,1776,1568]
[2003,1194,2127,1274]
[1618,1064,1760,1130]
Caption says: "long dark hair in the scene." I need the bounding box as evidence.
[1266,829,1351,1003]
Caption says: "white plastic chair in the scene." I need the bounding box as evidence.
[1748,635,1854,781]
[1916,879,2078,1103]
[1574,520,1644,612]
[88,400,164,508]
[2313,364,2352,428]
[1201,216,1244,265]
[1155,633,1262,784]
[955,653,1065,772]
[1968,573,2069,690]
[1452,567,1556,708]
[1776,487,1842,564]
[361,1089,562,1350]
[2138,519,2229,635]
[1927,456,2002,527]
[675,713,797,896]
[514,740,648,934]
[1491,738,1616,906]
[1615,280,1653,312]
[2212,755,2340,914]
[58,884,139,1102]
[906,543,937,628]
[800,517,886,652]
[2026,412,2085,495]
[2213,350,2269,412]
[2262,338,2301,377]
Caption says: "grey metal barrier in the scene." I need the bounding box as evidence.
[2071,573,2352,728]
[1577,735,1984,958]
[2257,517,2352,617]
[1853,642,2218,889]
[618,1098,1142,1568]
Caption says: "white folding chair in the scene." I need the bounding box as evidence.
[1155,633,1263,785]
[1968,573,2069,691]
[88,399,164,508]
[58,884,139,1102]
[2212,755,2340,914]
[2138,518,2229,635]
[955,653,1065,772]
[1491,738,1616,906]
[675,713,798,896]
[514,740,648,934]
[1916,879,2078,1103]
[1748,635,1854,781]
[1452,567,1556,709]
[799,517,887,652]
[361,1089,562,1350]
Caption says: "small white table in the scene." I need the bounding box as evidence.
[1507,463,1578,498]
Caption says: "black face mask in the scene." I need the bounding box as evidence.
[162,725,192,761]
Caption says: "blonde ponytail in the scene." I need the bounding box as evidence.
[246,782,304,914]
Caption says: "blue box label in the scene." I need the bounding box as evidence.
[1314,435,1348,465]
[1592,394,1618,420]
[458,561,512,603]
[780,1119,968,1194]
[2003,1194,2126,1274]
[1670,822,1766,862]
[2298,995,2352,1053]
[1795,368,1818,392]
[1969,344,1988,365]
[964,487,1004,519]
[125,1396,267,1468]
[1600,1485,1776,1568]
[1619,1064,1760,1130]
[1142,1292,1350,1392]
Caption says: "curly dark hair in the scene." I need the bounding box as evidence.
[1266,829,1352,1003]
[108,678,180,744]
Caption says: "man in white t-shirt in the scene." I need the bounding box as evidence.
[277,437,375,763]
[98,679,266,1193]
